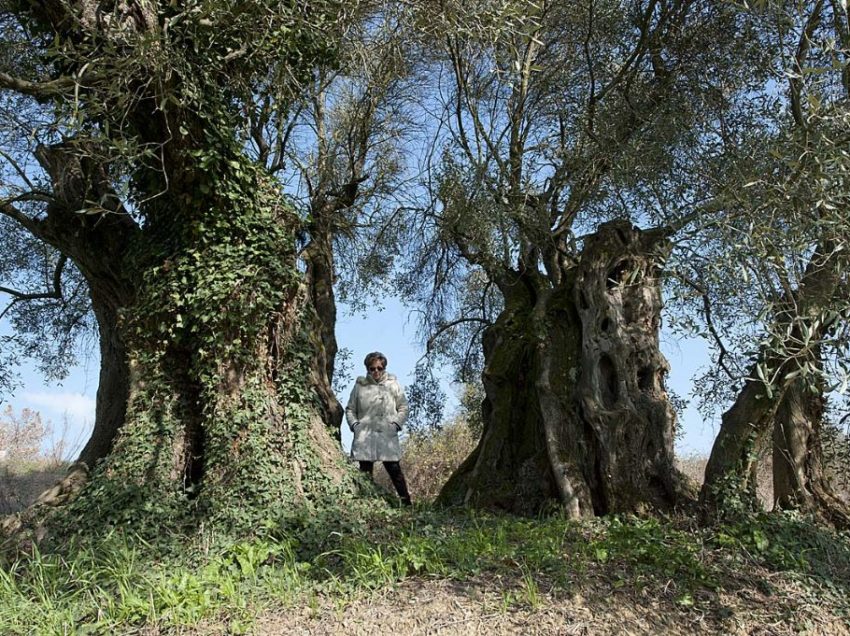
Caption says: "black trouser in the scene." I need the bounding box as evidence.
[359,460,411,505]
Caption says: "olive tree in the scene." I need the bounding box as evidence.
[0,0,368,539]
[250,11,419,435]
[401,0,767,516]
[697,0,850,527]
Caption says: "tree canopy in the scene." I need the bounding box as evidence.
[1,0,848,538]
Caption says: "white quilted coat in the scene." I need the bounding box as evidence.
[345,373,409,462]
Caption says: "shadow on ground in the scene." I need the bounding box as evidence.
[0,465,67,515]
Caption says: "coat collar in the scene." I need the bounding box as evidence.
[357,373,396,386]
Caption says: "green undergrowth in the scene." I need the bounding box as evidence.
[1,506,848,634]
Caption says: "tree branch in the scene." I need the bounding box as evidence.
[0,71,76,98]
[0,254,68,320]
[789,1,825,130]
[0,197,49,239]
[0,149,37,192]
[676,271,740,382]
[583,0,598,139]
[425,316,491,355]
[829,0,850,96]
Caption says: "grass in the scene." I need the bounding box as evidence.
[1,504,849,634]
[2,420,849,634]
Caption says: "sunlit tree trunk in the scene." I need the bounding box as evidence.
[772,370,850,527]
[304,201,344,439]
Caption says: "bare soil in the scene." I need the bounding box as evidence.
[0,463,67,515]
[213,573,847,635]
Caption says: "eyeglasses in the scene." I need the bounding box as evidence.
[368,366,385,372]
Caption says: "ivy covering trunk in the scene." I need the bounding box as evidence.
[0,0,361,543]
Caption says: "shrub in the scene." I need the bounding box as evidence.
[375,419,478,502]
[0,406,48,464]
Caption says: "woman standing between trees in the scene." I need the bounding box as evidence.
[345,352,412,506]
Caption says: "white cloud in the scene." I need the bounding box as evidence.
[21,391,96,424]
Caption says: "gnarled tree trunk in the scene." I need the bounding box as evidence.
[439,222,694,516]
[773,374,850,527]
[78,144,358,532]
[701,240,850,528]
[32,143,138,469]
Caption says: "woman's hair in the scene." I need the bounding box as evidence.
[364,351,388,369]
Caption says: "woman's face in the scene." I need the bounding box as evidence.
[367,359,385,381]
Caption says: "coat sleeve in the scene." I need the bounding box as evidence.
[393,382,409,429]
[345,383,360,431]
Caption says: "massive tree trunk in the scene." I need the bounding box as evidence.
[439,222,694,516]
[86,143,357,531]
[67,169,351,542]
[0,0,369,545]
[2,144,361,545]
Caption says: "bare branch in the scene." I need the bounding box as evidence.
[425,316,491,354]
[675,271,740,382]
[583,0,598,139]
[0,149,37,192]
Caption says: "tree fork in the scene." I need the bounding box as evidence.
[701,240,849,525]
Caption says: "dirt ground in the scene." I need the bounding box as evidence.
[249,575,849,636]
[0,464,67,515]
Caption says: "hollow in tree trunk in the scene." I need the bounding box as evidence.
[438,221,695,516]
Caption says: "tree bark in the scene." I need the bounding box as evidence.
[700,370,775,517]
[76,294,131,467]
[574,223,694,514]
[303,208,344,439]
[439,221,694,516]
[438,280,588,515]
[32,143,139,468]
[773,375,850,528]
[701,240,850,527]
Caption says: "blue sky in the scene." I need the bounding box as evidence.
[2,297,719,459]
